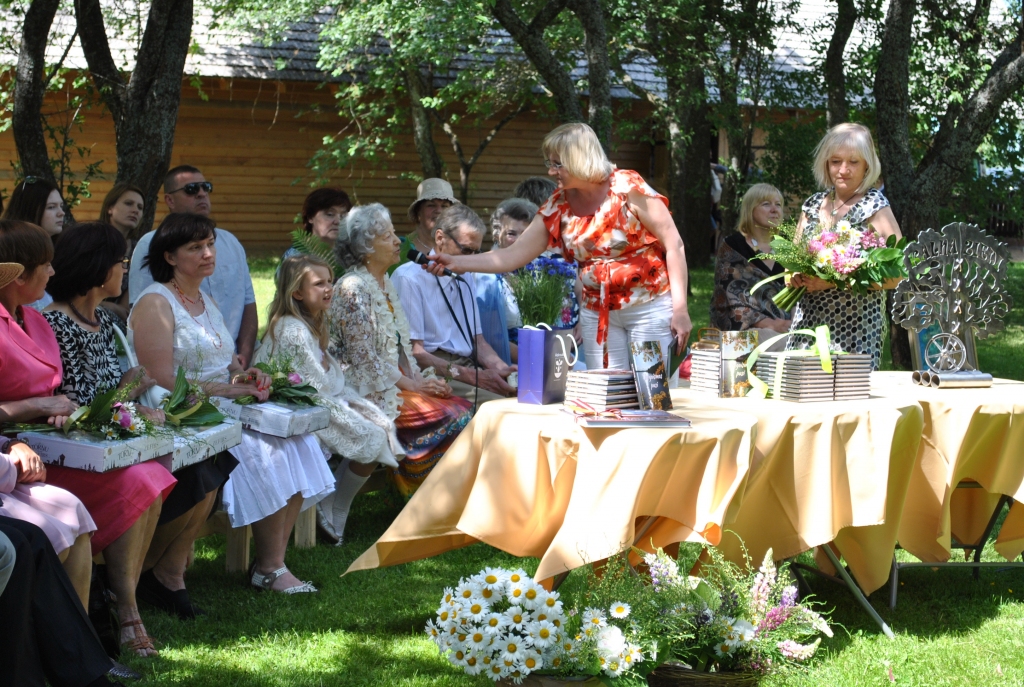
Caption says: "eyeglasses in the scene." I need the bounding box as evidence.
[120,257,130,269]
[449,237,481,255]
[22,176,40,187]
[543,160,564,170]
[167,181,213,196]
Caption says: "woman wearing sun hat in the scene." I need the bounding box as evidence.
[396,178,460,269]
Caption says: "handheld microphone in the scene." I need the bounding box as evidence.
[407,247,459,279]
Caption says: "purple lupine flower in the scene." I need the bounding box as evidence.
[758,605,792,632]
[780,585,798,607]
[777,639,820,661]
[643,551,682,591]
[287,372,302,385]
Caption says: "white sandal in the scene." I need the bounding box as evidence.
[250,566,318,594]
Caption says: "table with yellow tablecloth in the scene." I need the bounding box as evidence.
[347,398,758,580]
[870,373,1024,564]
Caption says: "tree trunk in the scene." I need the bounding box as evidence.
[12,0,61,182]
[667,68,713,269]
[75,0,194,239]
[491,0,585,125]
[437,104,528,203]
[824,0,857,128]
[569,0,612,147]
[404,67,445,180]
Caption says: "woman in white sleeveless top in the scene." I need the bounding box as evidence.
[130,213,333,597]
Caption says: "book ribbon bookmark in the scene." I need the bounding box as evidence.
[744,325,836,399]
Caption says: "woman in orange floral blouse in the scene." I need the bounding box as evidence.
[426,123,692,369]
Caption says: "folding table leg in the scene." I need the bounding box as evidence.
[820,545,895,639]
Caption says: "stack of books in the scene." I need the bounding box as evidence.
[753,352,873,402]
[563,370,639,410]
[833,354,873,400]
[690,350,724,395]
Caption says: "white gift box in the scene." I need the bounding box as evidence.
[16,431,173,473]
[214,399,329,438]
[158,420,243,472]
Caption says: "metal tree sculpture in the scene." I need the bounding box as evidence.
[891,222,1013,369]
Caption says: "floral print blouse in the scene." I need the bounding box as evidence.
[539,168,670,345]
[710,233,789,331]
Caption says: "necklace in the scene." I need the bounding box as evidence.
[830,188,858,217]
[69,301,100,328]
[170,281,223,349]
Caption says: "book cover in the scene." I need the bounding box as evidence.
[628,341,673,410]
[563,409,691,428]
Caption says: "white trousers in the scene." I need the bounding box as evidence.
[579,293,674,370]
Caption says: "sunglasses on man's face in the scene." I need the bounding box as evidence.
[168,181,213,196]
[450,237,481,255]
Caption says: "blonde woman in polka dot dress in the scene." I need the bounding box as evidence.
[787,123,903,369]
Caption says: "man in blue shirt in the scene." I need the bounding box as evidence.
[128,165,259,366]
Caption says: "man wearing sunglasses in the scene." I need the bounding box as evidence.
[127,165,259,366]
[392,204,517,404]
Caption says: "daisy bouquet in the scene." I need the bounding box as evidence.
[3,380,153,440]
[234,353,319,406]
[752,219,907,311]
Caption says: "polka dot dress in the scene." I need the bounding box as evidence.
[786,187,891,369]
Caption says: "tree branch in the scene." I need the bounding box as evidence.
[42,28,78,91]
[74,0,126,122]
[465,102,528,169]
[567,0,612,146]
[824,0,857,127]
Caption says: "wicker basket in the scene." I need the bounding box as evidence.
[646,663,760,687]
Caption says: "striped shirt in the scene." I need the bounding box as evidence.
[391,260,482,358]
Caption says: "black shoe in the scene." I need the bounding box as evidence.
[136,570,206,620]
[107,661,142,681]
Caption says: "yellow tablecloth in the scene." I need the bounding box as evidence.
[870,373,1024,563]
[347,397,757,581]
[667,387,924,595]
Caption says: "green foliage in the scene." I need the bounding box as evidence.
[290,229,342,275]
[758,114,827,204]
[162,367,226,427]
[503,256,575,329]
[235,355,319,406]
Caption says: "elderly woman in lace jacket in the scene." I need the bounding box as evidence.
[710,184,791,346]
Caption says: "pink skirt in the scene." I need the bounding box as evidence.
[46,461,177,555]
[0,482,97,555]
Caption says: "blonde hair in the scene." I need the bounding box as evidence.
[812,123,882,194]
[264,254,333,355]
[735,183,784,237]
[541,123,614,183]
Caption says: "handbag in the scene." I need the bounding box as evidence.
[516,324,579,405]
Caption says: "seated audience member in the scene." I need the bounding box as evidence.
[42,223,177,657]
[513,176,557,207]
[2,177,66,311]
[129,164,258,366]
[261,254,402,542]
[391,204,517,404]
[282,187,352,265]
[131,213,332,595]
[0,516,123,687]
[98,183,145,322]
[710,183,791,347]
[331,205,473,497]
[0,229,96,609]
[489,198,580,361]
[397,178,458,270]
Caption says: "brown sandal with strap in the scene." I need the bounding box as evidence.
[120,617,159,657]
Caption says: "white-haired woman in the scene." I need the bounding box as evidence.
[259,254,401,545]
[329,204,472,497]
[788,123,902,368]
[710,183,791,342]
[424,123,691,370]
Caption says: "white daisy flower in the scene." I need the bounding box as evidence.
[521,580,545,610]
[521,649,544,673]
[448,646,470,666]
[506,578,527,604]
[581,607,607,630]
[596,625,626,657]
[424,619,442,643]
[627,645,644,664]
[603,658,625,678]
[478,585,499,603]
[463,653,484,675]
[486,660,507,679]
[609,601,631,619]
[463,599,490,622]
[467,629,492,651]
[531,620,557,649]
[478,567,509,593]
[714,640,735,657]
[454,579,483,603]
[539,593,564,615]
[506,568,528,586]
[436,605,456,627]
[482,612,507,636]
[732,619,756,643]
[500,637,527,664]
[442,587,456,605]
[504,605,528,632]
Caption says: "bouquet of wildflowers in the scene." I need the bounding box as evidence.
[235,353,319,406]
[504,255,576,329]
[161,367,226,427]
[752,219,907,311]
[3,380,153,440]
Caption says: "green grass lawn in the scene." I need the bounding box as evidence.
[129,259,1024,686]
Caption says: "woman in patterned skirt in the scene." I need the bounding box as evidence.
[787,123,903,368]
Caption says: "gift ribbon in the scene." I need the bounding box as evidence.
[745,324,837,399]
[522,323,580,367]
[563,398,624,423]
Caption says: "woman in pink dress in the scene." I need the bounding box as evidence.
[0,221,96,609]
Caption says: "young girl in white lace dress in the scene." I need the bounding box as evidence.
[259,255,401,545]
[131,213,333,597]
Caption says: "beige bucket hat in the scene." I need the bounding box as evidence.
[0,263,24,290]
[408,178,460,221]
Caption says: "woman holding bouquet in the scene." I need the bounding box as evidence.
[43,222,176,657]
[788,123,902,368]
[331,204,472,498]
[260,254,405,543]
[131,213,333,598]
[424,122,691,370]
